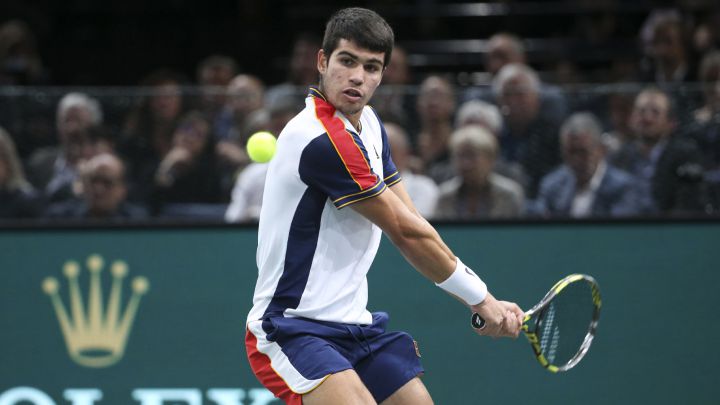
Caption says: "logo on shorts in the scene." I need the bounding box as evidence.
[413,340,422,358]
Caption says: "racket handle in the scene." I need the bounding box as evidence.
[471,312,486,330]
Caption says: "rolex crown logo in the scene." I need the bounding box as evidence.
[42,254,149,368]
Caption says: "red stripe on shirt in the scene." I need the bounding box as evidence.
[312,97,378,190]
[245,329,302,405]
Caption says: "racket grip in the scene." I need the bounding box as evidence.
[471,312,486,330]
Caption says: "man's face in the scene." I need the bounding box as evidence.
[416,77,455,123]
[83,160,126,216]
[499,75,540,125]
[453,143,494,185]
[562,132,603,185]
[228,77,264,119]
[318,39,384,123]
[486,36,523,76]
[630,91,674,143]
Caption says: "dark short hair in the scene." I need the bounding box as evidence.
[322,7,394,67]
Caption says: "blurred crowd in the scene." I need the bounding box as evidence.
[1,8,719,223]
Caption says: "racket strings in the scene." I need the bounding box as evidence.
[533,281,596,369]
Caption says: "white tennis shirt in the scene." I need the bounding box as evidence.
[247,88,401,326]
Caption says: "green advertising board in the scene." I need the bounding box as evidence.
[0,222,718,404]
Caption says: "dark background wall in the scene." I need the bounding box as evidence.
[1,0,698,86]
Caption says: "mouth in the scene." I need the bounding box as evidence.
[342,88,363,102]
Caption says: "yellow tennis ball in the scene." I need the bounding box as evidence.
[246,131,277,163]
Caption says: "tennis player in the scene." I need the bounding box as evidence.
[245,7,524,405]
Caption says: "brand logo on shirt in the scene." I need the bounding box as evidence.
[373,145,380,159]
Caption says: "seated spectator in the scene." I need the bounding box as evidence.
[152,111,224,213]
[225,104,297,223]
[462,32,568,124]
[213,74,266,191]
[435,126,524,220]
[196,54,238,122]
[535,113,643,218]
[385,122,438,218]
[0,126,44,219]
[27,92,104,202]
[224,161,268,223]
[415,75,457,184]
[0,20,49,85]
[492,63,562,199]
[265,33,321,113]
[638,10,700,126]
[120,69,189,201]
[371,45,415,129]
[611,86,706,214]
[45,153,147,221]
[455,99,527,187]
[600,88,637,155]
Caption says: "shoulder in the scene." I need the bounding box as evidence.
[539,166,572,188]
[490,173,524,196]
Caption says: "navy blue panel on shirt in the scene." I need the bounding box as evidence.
[374,112,401,187]
[300,133,386,208]
[262,187,327,321]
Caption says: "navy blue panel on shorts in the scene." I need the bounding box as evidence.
[261,312,424,403]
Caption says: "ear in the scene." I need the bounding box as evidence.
[317,49,328,75]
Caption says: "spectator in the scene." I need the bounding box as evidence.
[455,99,527,187]
[415,75,457,184]
[45,153,147,221]
[600,88,637,155]
[611,87,706,214]
[27,92,104,202]
[196,54,239,121]
[485,32,526,77]
[152,111,224,213]
[371,45,415,128]
[0,20,49,85]
[638,10,699,126]
[120,69,189,200]
[224,102,297,223]
[535,113,643,218]
[493,63,562,199]
[687,50,720,171]
[639,10,696,85]
[265,33,321,112]
[385,122,438,218]
[435,126,524,220]
[462,32,568,124]
[0,126,44,219]
[213,74,267,194]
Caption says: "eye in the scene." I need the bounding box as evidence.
[365,64,381,73]
[340,57,355,67]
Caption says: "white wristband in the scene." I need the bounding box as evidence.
[435,258,488,306]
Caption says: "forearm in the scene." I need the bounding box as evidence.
[389,215,456,283]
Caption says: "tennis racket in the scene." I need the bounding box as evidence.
[471,274,601,373]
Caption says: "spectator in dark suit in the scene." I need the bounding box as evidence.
[535,113,643,218]
[611,87,707,214]
[26,92,104,202]
[0,126,44,219]
[493,63,562,199]
[45,153,147,221]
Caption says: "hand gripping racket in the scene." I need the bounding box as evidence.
[471,274,601,373]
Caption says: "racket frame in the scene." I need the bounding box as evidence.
[522,273,601,372]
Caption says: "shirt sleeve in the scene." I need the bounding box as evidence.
[299,131,387,209]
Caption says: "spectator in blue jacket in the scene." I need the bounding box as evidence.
[534,112,644,218]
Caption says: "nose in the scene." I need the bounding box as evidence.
[349,65,364,85]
